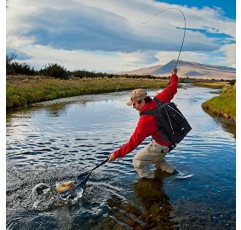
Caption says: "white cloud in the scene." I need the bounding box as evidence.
[14,45,159,72]
[6,0,236,72]
[218,44,236,68]
[14,45,128,72]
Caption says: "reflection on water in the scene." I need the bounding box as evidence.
[6,87,236,229]
[106,177,176,229]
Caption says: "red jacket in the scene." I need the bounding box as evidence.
[114,74,178,158]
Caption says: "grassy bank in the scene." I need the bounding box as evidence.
[202,84,236,135]
[6,75,169,109]
[192,81,230,89]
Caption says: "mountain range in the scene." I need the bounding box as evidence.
[118,60,236,80]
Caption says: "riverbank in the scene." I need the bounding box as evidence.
[6,75,236,136]
[6,75,169,109]
[201,83,236,136]
[192,81,230,89]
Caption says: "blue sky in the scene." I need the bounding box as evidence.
[156,0,236,19]
[6,0,236,73]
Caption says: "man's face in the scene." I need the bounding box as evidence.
[132,99,145,112]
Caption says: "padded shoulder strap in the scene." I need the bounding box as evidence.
[154,97,163,104]
[140,110,154,116]
[140,97,164,116]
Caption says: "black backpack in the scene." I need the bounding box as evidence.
[140,97,192,148]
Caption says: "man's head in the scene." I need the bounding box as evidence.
[126,89,147,111]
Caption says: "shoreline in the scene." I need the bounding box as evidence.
[202,106,236,136]
[201,84,236,136]
[6,75,236,136]
[6,76,170,110]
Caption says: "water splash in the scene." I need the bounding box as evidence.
[56,181,84,202]
[174,171,194,180]
[31,183,57,211]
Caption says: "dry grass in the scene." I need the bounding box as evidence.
[7,76,169,109]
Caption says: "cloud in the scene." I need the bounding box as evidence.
[218,44,236,68]
[6,0,236,71]
[10,44,160,72]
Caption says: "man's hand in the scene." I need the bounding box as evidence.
[108,153,116,162]
[172,67,177,75]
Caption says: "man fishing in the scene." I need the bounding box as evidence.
[108,68,179,179]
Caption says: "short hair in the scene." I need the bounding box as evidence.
[144,96,152,103]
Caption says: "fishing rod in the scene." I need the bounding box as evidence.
[115,8,187,93]
[56,10,187,200]
[145,7,187,68]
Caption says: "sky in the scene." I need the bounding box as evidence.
[5,0,236,73]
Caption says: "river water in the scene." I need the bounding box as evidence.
[6,85,236,229]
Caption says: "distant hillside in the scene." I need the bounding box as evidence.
[119,64,164,76]
[118,60,236,80]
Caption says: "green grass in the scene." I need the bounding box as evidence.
[6,76,170,109]
[192,81,229,89]
[202,84,236,121]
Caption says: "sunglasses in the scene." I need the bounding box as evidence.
[133,99,142,106]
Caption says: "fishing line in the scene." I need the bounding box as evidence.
[114,77,123,95]
[145,7,186,68]
[114,7,186,94]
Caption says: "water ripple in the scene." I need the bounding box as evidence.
[6,88,236,229]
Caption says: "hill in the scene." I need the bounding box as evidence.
[118,60,236,80]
